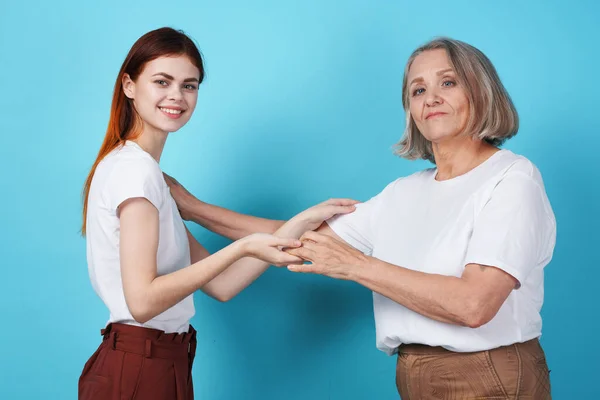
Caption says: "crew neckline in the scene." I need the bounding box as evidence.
[432,149,507,185]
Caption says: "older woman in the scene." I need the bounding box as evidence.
[165,37,555,399]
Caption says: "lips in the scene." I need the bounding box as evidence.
[158,107,185,120]
[425,112,447,120]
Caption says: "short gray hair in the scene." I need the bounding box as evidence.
[395,37,519,163]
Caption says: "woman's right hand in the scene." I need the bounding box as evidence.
[240,233,304,266]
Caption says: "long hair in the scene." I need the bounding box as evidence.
[81,27,205,235]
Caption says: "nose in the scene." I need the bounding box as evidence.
[167,85,184,101]
[424,86,442,107]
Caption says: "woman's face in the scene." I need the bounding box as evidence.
[123,55,200,135]
[407,49,469,144]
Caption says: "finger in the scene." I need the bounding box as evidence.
[284,247,314,261]
[325,198,361,206]
[328,205,357,216]
[287,263,321,274]
[273,238,302,248]
[272,254,304,266]
[301,230,328,243]
[286,258,306,265]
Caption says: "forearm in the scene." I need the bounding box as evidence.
[130,241,244,322]
[200,217,310,301]
[348,258,478,327]
[186,197,284,240]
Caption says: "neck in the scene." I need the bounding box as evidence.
[132,126,168,162]
[432,136,498,181]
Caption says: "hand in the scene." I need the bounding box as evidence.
[240,233,304,267]
[163,173,197,220]
[290,198,360,234]
[284,231,369,279]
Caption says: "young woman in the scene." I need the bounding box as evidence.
[78,27,357,400]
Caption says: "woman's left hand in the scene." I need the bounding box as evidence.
[284,231,369,280]
[287,198,359,235]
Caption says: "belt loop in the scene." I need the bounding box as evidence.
[101,323,112,338]
[145,339,152,358]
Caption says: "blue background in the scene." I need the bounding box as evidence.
[1,0,597,399]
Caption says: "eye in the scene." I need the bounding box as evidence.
[412,87,425,97]
[155,80,168,86]
[184,84,197,90]
[442,80,456,87]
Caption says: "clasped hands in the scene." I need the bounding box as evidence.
[283,230,370,280]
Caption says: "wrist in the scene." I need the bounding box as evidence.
[345,254,372,282]
[230,236,250,259]
[283,215,311,236]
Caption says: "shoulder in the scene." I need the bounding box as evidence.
[101,143,163,184]
[488,151,555,221]
[494,150,546,189]
[384,168,435,191]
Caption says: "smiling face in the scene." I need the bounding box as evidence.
[122,55,200,135]
[406,49,470,144]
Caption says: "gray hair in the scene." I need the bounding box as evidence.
[395,37,519,163]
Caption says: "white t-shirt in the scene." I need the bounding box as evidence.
[327,150,556,354]
[86,140,194,333]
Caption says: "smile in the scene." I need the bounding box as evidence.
[159,107,185,119]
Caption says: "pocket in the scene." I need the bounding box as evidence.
[119,352,144,400]
[131,358,178,400]
[395,353,411,399]
[79,374,112,400]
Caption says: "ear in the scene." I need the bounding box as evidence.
[122,73,135,99]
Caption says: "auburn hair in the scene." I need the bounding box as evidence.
[81,27,204,235]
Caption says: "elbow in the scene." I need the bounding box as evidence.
[213,291,235,303]
[461,300,496,329]
[128,301,153,324]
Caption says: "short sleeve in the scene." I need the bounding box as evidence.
[464,172,556,287]
[326,180,397,255]
[106,158,165,213]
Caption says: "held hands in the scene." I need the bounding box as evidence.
[240,233,304,267]
[284,231,369,279]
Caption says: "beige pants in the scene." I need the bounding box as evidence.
[396,338,551,399]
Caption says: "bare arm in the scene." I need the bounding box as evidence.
[184,198,284,240]
[287,231,516,328]
[119,198,301,323]
[350,260,515,327]
[163,174,283,240]
[185,210,356,302]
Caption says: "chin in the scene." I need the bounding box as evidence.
[158,122,187,133]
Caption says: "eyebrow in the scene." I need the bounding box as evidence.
[152,72,199,83]
[409,68,455,87]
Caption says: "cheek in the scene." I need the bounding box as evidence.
[185,93,199,111]
[409,102,422,124]
[136,87,160,110]
[452,91,469,115]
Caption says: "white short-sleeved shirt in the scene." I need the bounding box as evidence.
[86,140,194,333]
[327,150,556,354]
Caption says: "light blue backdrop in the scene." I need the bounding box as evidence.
[1,1,597,399]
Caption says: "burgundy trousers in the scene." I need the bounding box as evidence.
[79,323,197,400]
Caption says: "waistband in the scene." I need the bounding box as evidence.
[101,322,197,360]
[397,338,541,355]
